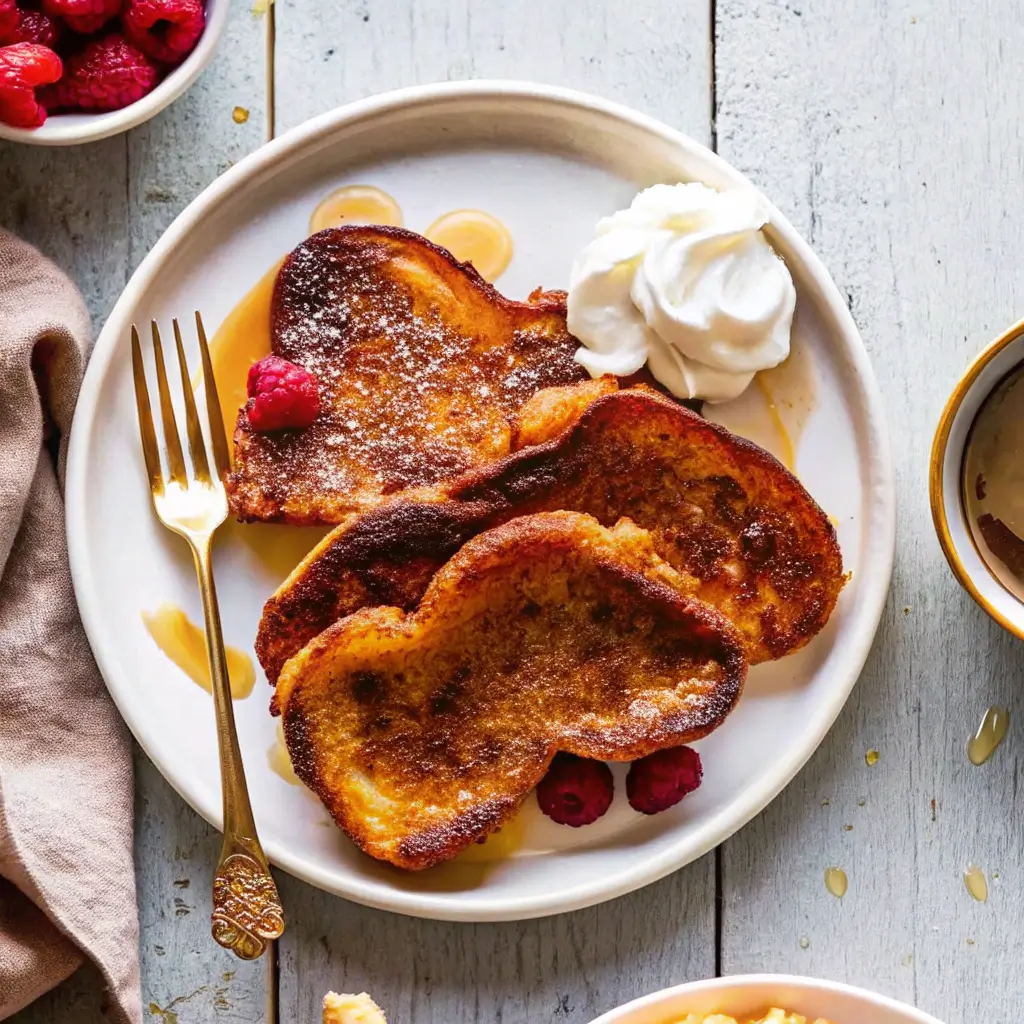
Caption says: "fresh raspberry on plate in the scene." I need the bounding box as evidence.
[626,745,703,815]
[122,0,204,64]
[246,355,321,433]
[43,33,157,112]
[3,10,62,47]
[536,753,614,827]
[0,42,61,128]
[42,0,121,34]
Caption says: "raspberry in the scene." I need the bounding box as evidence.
[42,0,121,34]
[246,355,320,433]
[3,10,62,47]
[123,0,203,64]
[536,753,614,827]
[44,34,156,112]
[626,746,703,815]
[0,42,61,128]
[0,1,19,43]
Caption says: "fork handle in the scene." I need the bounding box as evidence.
[190,536,285,960]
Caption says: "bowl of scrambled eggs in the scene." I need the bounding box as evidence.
[587,976,946,1024]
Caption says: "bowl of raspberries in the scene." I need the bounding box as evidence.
[0,0,227,144]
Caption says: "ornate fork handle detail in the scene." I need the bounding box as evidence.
[211,851,285,960]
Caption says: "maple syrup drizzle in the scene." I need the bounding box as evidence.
[968,706,1010,766]
[202,260,279,448]
[267,722,301,785]
[425,208,514,282]
[309,184,403,234]
[824,866,848,898]
[705,342,817,472]
[142,603,255,699]
[456,810,527,863]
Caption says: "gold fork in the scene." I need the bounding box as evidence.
[131,313,284,960]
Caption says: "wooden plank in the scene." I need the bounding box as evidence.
[272,2,715,1020]
[125,4,271,1021]
[715,3,1024,1020]
[0,137,129,331]
[6,6,270,1022]
[272,0,712,142]
[278,862,716,1024]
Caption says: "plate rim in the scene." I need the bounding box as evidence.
[66,79,896,922]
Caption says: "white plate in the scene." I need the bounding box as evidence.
[588,975,944,1024]
[66,82,895,922]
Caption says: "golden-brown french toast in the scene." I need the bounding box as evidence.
[275,512,747,869]
[226,226,588,524]
[258,386,844,684]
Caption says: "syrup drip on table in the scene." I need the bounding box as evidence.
[425,208,514,283]
[964,865,988,902]
[141,603,255,699]
[309,184,403,234]
[968,706,1010,766]
[705,342,817,472]
[824,866,848,898]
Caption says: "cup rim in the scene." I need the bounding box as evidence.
[929,315,1024,640]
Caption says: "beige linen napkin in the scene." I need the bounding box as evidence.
[0,229,140,1023]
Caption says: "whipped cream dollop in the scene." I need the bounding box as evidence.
[566,182,796,403]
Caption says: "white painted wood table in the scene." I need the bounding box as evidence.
[4,2,1022,1021]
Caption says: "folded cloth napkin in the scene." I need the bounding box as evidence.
[0,230,140,1023]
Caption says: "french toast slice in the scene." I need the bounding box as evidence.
[226,226,588,524]
[275,512,747,870]
[257,386,844,684]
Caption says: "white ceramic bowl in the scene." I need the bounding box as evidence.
[589,976,945,1024]
[930,317,1024,639]
[0,0,228,146]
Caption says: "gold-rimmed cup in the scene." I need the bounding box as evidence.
[930,317,1024,640]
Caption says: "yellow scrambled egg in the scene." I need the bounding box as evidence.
[677,1010,831,1024]
[322,992,387,1024]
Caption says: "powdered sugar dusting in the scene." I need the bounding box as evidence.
[228,228,586,522]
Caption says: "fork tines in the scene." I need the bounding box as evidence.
[130,313,230,491]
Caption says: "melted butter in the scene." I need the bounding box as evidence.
[267,722,301,785]
[456,810,527,863]
[705,342,817,471]
[964,865,988,902]
[824,866,848,898]
[142,603,255,699]
[968,706,1010,766]
[425,208,513,282]
[963,362,1024,603]
[310,184,403,234]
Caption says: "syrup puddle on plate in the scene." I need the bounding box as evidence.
[141,603,255,699]
[705,342,817,472]
[968,706,1010,766]
[309,184,403,233]
[267,722,301,785]
[425,208,513,282]
[964,865,988,902]
[456,810,528,864]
